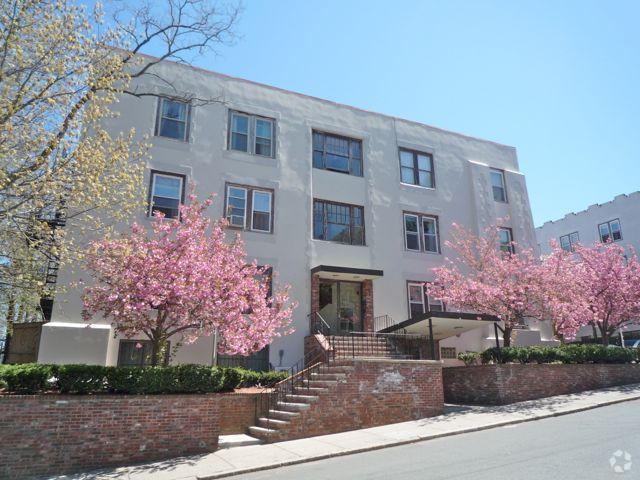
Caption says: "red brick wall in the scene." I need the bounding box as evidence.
[278,358,443,440]
[362,280,374,332]
[443,364,640,405]
[310,273,320,330]
[218,392,259,434]
[0,394,220,479]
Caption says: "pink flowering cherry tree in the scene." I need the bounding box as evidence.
[82,192,295,365]
[433,223,547,346]
[541,242,640,345]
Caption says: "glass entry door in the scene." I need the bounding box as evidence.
[318,280,363,334]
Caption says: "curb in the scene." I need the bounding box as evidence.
[197,392,640,479]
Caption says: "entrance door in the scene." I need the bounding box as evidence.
[318,280,363,334]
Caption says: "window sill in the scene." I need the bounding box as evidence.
[400,182,436,191]
[313,167,364,178]
[226,148,277,161]
[153,135,190,146]
[225,225,273,235]
[311,238,368,248]
[404,249,441,255]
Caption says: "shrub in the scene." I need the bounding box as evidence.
[220,367,242,391]
[257,370,288,387]
[457,351,479,366]
[56,365,107,394]
[480,344,637,366]
[526,346,561,364]
[236,367,261,388]
[105,366,144,394]
[0,364,55,394]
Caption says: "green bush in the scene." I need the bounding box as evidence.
[480,344,637,366]
[0,363,291,395]
[0,364,55,394]
[457,351,479,366]
[56,365,107,394]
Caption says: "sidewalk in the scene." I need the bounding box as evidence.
[60,384,640,480]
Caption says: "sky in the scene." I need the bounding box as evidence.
[142,0,639,227]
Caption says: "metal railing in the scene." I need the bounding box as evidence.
[373,314,395,331]
[255,313,335,431]
[333,331,437,360]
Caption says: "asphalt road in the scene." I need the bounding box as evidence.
[234,399,640,480]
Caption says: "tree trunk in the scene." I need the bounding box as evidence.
[591,324,598,342]
[502,326,513,347]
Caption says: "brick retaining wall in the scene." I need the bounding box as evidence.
[278,358,444,440]
[443,363,640,405]
[218,392,260,434]
[0,394,220,479]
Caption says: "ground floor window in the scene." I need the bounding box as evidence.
[407,282,445,318]
[217,345,270,371]
[117,340,169,367]
[440,347,457,359]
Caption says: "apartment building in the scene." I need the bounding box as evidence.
[536,192,640,341]
[536,192,640,256]
[36,57,550,368]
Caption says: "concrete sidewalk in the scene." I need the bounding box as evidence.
[59,384,640,480]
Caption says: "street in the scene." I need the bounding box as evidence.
[234,399,640,480]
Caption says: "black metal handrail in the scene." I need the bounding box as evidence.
[373,314,395,331]
[332,331,438,360]
[255,313,335,432]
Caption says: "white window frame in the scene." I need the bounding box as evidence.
[490,168,507,203]
[407,282,426,316]
[403,213,420,252]
[598,219,622,243]
[403,212,440,254]
[498,227,514,253]
[156,98,190,142]
[250,190,273,233]
[226,185,248,228]
[560,232,580,252]
[148,172,184,218]
[254,118,274,157]
[422,216,439,253]
[229,110,275,158]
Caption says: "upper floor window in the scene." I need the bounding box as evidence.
[313,200,364,245]
[155,98,190,141]
[490,169,507,202]
[313,131,362,176]
[149,171,185,219]
[399,149,434,188]
[598,219,622,243]
[403,213,440,253]
[560,232,580,252]
[229,111,275,157]
[498,227,514,254]
[407,282,444,318]
[225,183,274,233]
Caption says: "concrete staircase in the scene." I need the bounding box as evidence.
[248,364,351,442]
[247,335,411,443]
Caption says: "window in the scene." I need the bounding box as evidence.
[490,169,507,202]
[117,340,169,367]
[313,200,364,245]
[155,98,190,141]
[403,213,440,253]
[148,171,185,219]
[407,282,444,318]
[441,347,457,360]
[559,232,580,252]
[229,111,275,157]
[399,149,434,188]
[313,131,362,176]
[498,227,514,254]
[598,219,622,243]
[225,184,273,233]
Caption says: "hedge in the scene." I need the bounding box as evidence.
[480,345,639,365]
[0,363,288,395]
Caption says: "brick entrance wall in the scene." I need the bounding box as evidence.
[443,363,640,405]
[309,275,375,333]
[0,394,220,479]
[277,358,443,440]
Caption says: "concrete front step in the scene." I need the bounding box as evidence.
[268,409,301,421]
[257,417,290,429]
[285,394,319,403]
[248,426,280,441]
[276,401,311,412]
